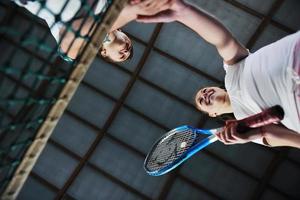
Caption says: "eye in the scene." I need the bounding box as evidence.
[198,97,204,105]
[120,54,126,60]
[202,88,207,93]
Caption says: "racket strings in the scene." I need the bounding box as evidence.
[145,129,196,172]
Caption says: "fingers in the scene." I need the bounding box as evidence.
[138,0,161,8]
[137,0,173,16]
[129,0,142,5]
[217,126,235,145]
[217,120,267,146]
[136,11,175,23]
[140,0,170,7]
[216,131,234,145]
[156,3,171,13]
[216,122,251,145]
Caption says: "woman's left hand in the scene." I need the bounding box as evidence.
[216,120,263,145]
[130,0,174,17]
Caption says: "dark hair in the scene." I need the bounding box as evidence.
[217,113,236,122]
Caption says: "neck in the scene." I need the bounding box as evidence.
[221,94,233,114]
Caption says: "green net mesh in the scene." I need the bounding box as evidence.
[0,0,113,195]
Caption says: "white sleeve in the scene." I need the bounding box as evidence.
[251,138,264,145]
[94,0,108,15]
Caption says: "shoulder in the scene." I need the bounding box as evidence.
[224,48,250,66]
[223,46,250,65]
[223,54,248,73]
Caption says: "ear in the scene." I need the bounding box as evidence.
[100,48,107,57]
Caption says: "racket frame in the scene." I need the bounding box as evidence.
[144,125,220,176]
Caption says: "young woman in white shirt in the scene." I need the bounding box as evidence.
[138,0,300,148]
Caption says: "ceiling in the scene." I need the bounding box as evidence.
[1,0,300,199]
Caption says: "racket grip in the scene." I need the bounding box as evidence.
[236,105,284,133]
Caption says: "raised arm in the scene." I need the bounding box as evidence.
[137,0,249,64]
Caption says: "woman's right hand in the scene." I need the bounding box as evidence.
[216,120,264,145]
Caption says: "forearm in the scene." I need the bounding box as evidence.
[176,4,231,47]
[263,125,300,149]
[110,5,137,31]
[174,2,247,62]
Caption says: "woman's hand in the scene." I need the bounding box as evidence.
[216,122,300,149]
[111,0,174,31]
[216,120,263,145]
[126,0,176,18]
[136,0,187,23]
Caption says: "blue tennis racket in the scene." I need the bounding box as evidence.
[144,105,284,176]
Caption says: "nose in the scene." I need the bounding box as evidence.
[202,89,208,97]
[124,50,130,57]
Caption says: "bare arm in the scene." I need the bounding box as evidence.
[176,3,248,64]
[137,0,249,64]
[216,122,300,149]
[263,124,300,148]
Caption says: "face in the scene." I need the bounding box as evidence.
[195,87,230,117]
[101,30,132,62]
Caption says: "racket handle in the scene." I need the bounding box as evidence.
[236,105,284,133]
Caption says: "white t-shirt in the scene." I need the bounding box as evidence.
[14,0,107,43]
[224,31,300,144]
